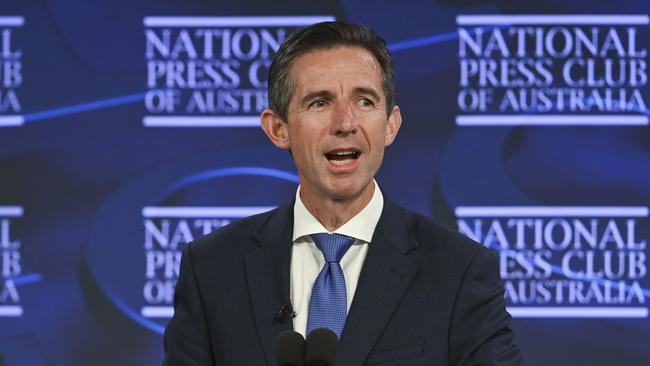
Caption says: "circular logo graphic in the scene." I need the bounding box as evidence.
[86,150,299,334]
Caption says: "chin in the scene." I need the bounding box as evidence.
[327,179,372,201]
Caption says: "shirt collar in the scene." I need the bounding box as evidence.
[292,180,384,243]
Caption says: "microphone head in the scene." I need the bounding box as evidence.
[305,328,339,366]
[275,330,306,366]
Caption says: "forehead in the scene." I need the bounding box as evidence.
[288,46,382,92]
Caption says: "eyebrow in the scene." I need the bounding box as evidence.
[299,87,383,107]
[353,87,382,102]
[300,90,334,107]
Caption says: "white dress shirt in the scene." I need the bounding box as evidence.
[290,180,384,338]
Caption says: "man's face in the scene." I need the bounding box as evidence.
[264,46,401,203]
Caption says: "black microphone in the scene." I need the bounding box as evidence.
[305,328,339,366]
[275,330,306,366]
[275,301,296,322]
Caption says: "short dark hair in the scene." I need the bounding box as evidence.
[267,21,396,122]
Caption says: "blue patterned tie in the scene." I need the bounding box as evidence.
[306,233,355,339]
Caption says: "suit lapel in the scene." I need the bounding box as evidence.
[246,202,294,366]
[337,200,419,366]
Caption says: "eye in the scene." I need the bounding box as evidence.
[359,98,374,107]
[309,99,327,109]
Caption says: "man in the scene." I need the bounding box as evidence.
[163,21,523,365]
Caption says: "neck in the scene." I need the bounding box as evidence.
[300,182,375,232]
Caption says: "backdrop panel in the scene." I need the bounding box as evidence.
[0,0,648,365]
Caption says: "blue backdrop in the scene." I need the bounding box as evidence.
[1,0,649,365]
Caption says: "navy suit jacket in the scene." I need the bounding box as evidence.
[163,198,523,365]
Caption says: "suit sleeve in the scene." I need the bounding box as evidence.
[163,244,215,366]
[448,247,524,366]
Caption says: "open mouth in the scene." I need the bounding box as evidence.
[324,149,361,166]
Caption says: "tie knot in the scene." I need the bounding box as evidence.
[311,233,355,263]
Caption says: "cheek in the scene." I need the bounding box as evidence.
[369,129,387,163]
[290,126,326,154]
[370,126,389,147]
[289,135,319,165]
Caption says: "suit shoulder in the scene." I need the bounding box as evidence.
[399,205,490,259]
[188,205,282,255]
[393,204,501,291]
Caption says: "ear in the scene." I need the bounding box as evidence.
[384,105,402,146]
[260,108,291,150]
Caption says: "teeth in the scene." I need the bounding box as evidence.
[325,150,359,165]
[330,159,352,166]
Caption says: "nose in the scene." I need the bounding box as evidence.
[332,102,358,136]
